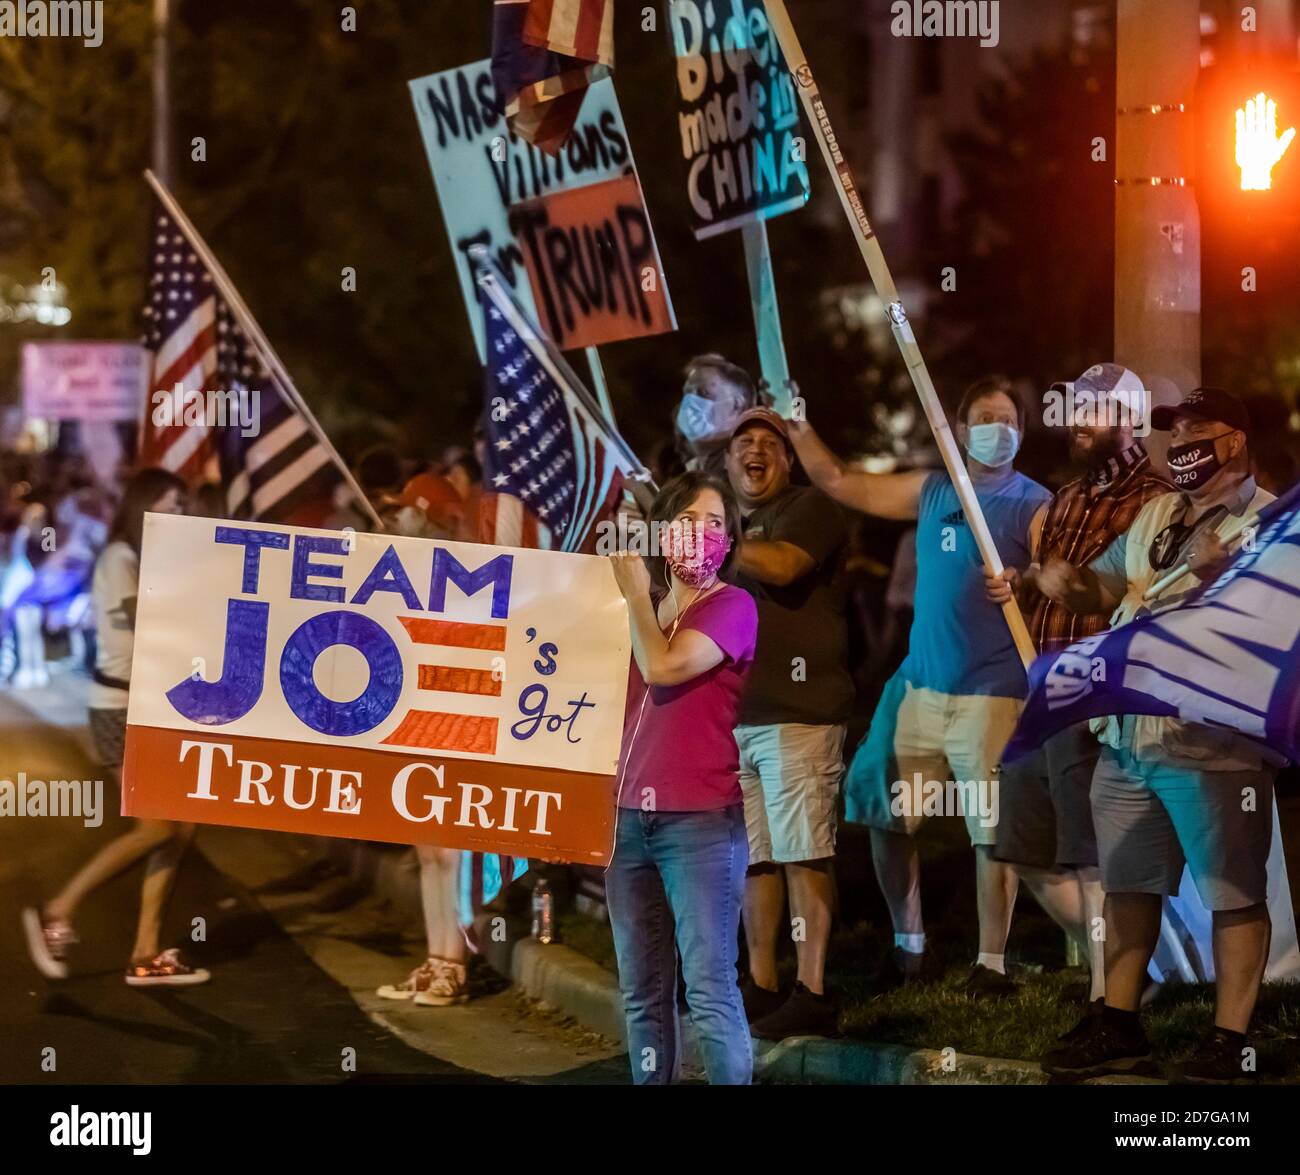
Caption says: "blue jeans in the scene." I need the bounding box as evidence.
[606,805,752,1085]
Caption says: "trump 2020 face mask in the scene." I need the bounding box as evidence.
[1166,435,1231,492]
[965,422,1021,468]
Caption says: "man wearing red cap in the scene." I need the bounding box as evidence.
[724,407,853,1040]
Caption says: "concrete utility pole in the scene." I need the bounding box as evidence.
[1114,0,1202,450]
[152,0,173,187]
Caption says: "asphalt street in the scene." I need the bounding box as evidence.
[0,675,626,1085]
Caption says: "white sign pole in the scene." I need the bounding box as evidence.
[585,347,618,424]
[762,0,1036,668]
[742,219,793,414]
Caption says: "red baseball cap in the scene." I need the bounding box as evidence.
[730,407,794,456]
[389,473,465,532]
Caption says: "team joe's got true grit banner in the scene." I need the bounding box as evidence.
[668,0,811,239]
[511,172,677,351]
[122,515,631,864]
[408,58,638,359]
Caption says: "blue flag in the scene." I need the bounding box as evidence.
[1005,481,1300,762]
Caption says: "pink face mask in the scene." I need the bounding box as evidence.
[664,521,731,587]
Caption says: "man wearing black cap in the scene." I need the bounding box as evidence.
[1032,387,1281,1083]
[723,407,853,1040]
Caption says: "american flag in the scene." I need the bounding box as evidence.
[138,209,219,483]
[491,0,614,155]
[479,286,627,554]
[463,266,636,928]
[139,204,348,526]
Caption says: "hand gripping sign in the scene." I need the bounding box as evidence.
[122,515,631,863]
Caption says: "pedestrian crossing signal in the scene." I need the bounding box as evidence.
[1235,91,1295,191]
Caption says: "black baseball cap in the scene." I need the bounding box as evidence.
[1150,387,1250,434]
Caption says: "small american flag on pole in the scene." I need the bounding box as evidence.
[491,0,614,155]
[210,301,345,526]
[465,246,647,929]
[139,191,364,528]
[478,275,630,555]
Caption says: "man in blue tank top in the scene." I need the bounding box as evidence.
[790,377,1050,997]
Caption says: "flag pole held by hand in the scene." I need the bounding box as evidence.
[761,0,1037,668]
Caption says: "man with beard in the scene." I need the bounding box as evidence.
[985,364,1168,1020]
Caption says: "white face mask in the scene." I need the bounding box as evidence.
[966,422,1021,468]
[676,393,740,444]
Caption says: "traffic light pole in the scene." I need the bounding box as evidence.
[1115,0,1202,463]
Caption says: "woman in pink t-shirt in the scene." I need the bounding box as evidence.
[607,471,757,1085]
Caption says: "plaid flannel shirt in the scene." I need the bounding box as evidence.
[1028,446,1170,652]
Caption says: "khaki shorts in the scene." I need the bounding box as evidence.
[849,682,1023,847]
[736,723,846,865]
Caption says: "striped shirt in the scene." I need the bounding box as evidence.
[1028,446,1170,652]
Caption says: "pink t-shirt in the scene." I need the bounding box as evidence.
[616,584,758,812]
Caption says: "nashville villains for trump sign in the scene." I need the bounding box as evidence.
[122,515,631,863]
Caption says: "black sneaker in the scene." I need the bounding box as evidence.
[869,947,930,995]
[964,963,1017,1000]
[739,976,785,1024]
[750,981,837,1041]
[1041,1013,1151,1078]
[1168,1028,1258,1085]
[1056,998,1105,1043]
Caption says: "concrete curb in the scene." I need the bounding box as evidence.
[467,908,1064,1085]
[321,837,1058,1085]
[751,1036,1051,1085]
[482,925,629,1045]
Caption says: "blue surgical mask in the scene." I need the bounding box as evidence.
[676,393,734,444]
[966,422,1020,467]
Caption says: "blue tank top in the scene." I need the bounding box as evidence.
[902,468,1050,698]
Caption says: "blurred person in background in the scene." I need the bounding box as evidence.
[674,354,760,478]
[22,469,209,986]
[373,472,479,1008]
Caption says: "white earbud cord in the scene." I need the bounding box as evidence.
[604,570,719,874]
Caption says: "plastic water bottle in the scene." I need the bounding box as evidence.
[531,877,554,944]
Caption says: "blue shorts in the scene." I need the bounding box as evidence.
[1091,745,1275,911]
